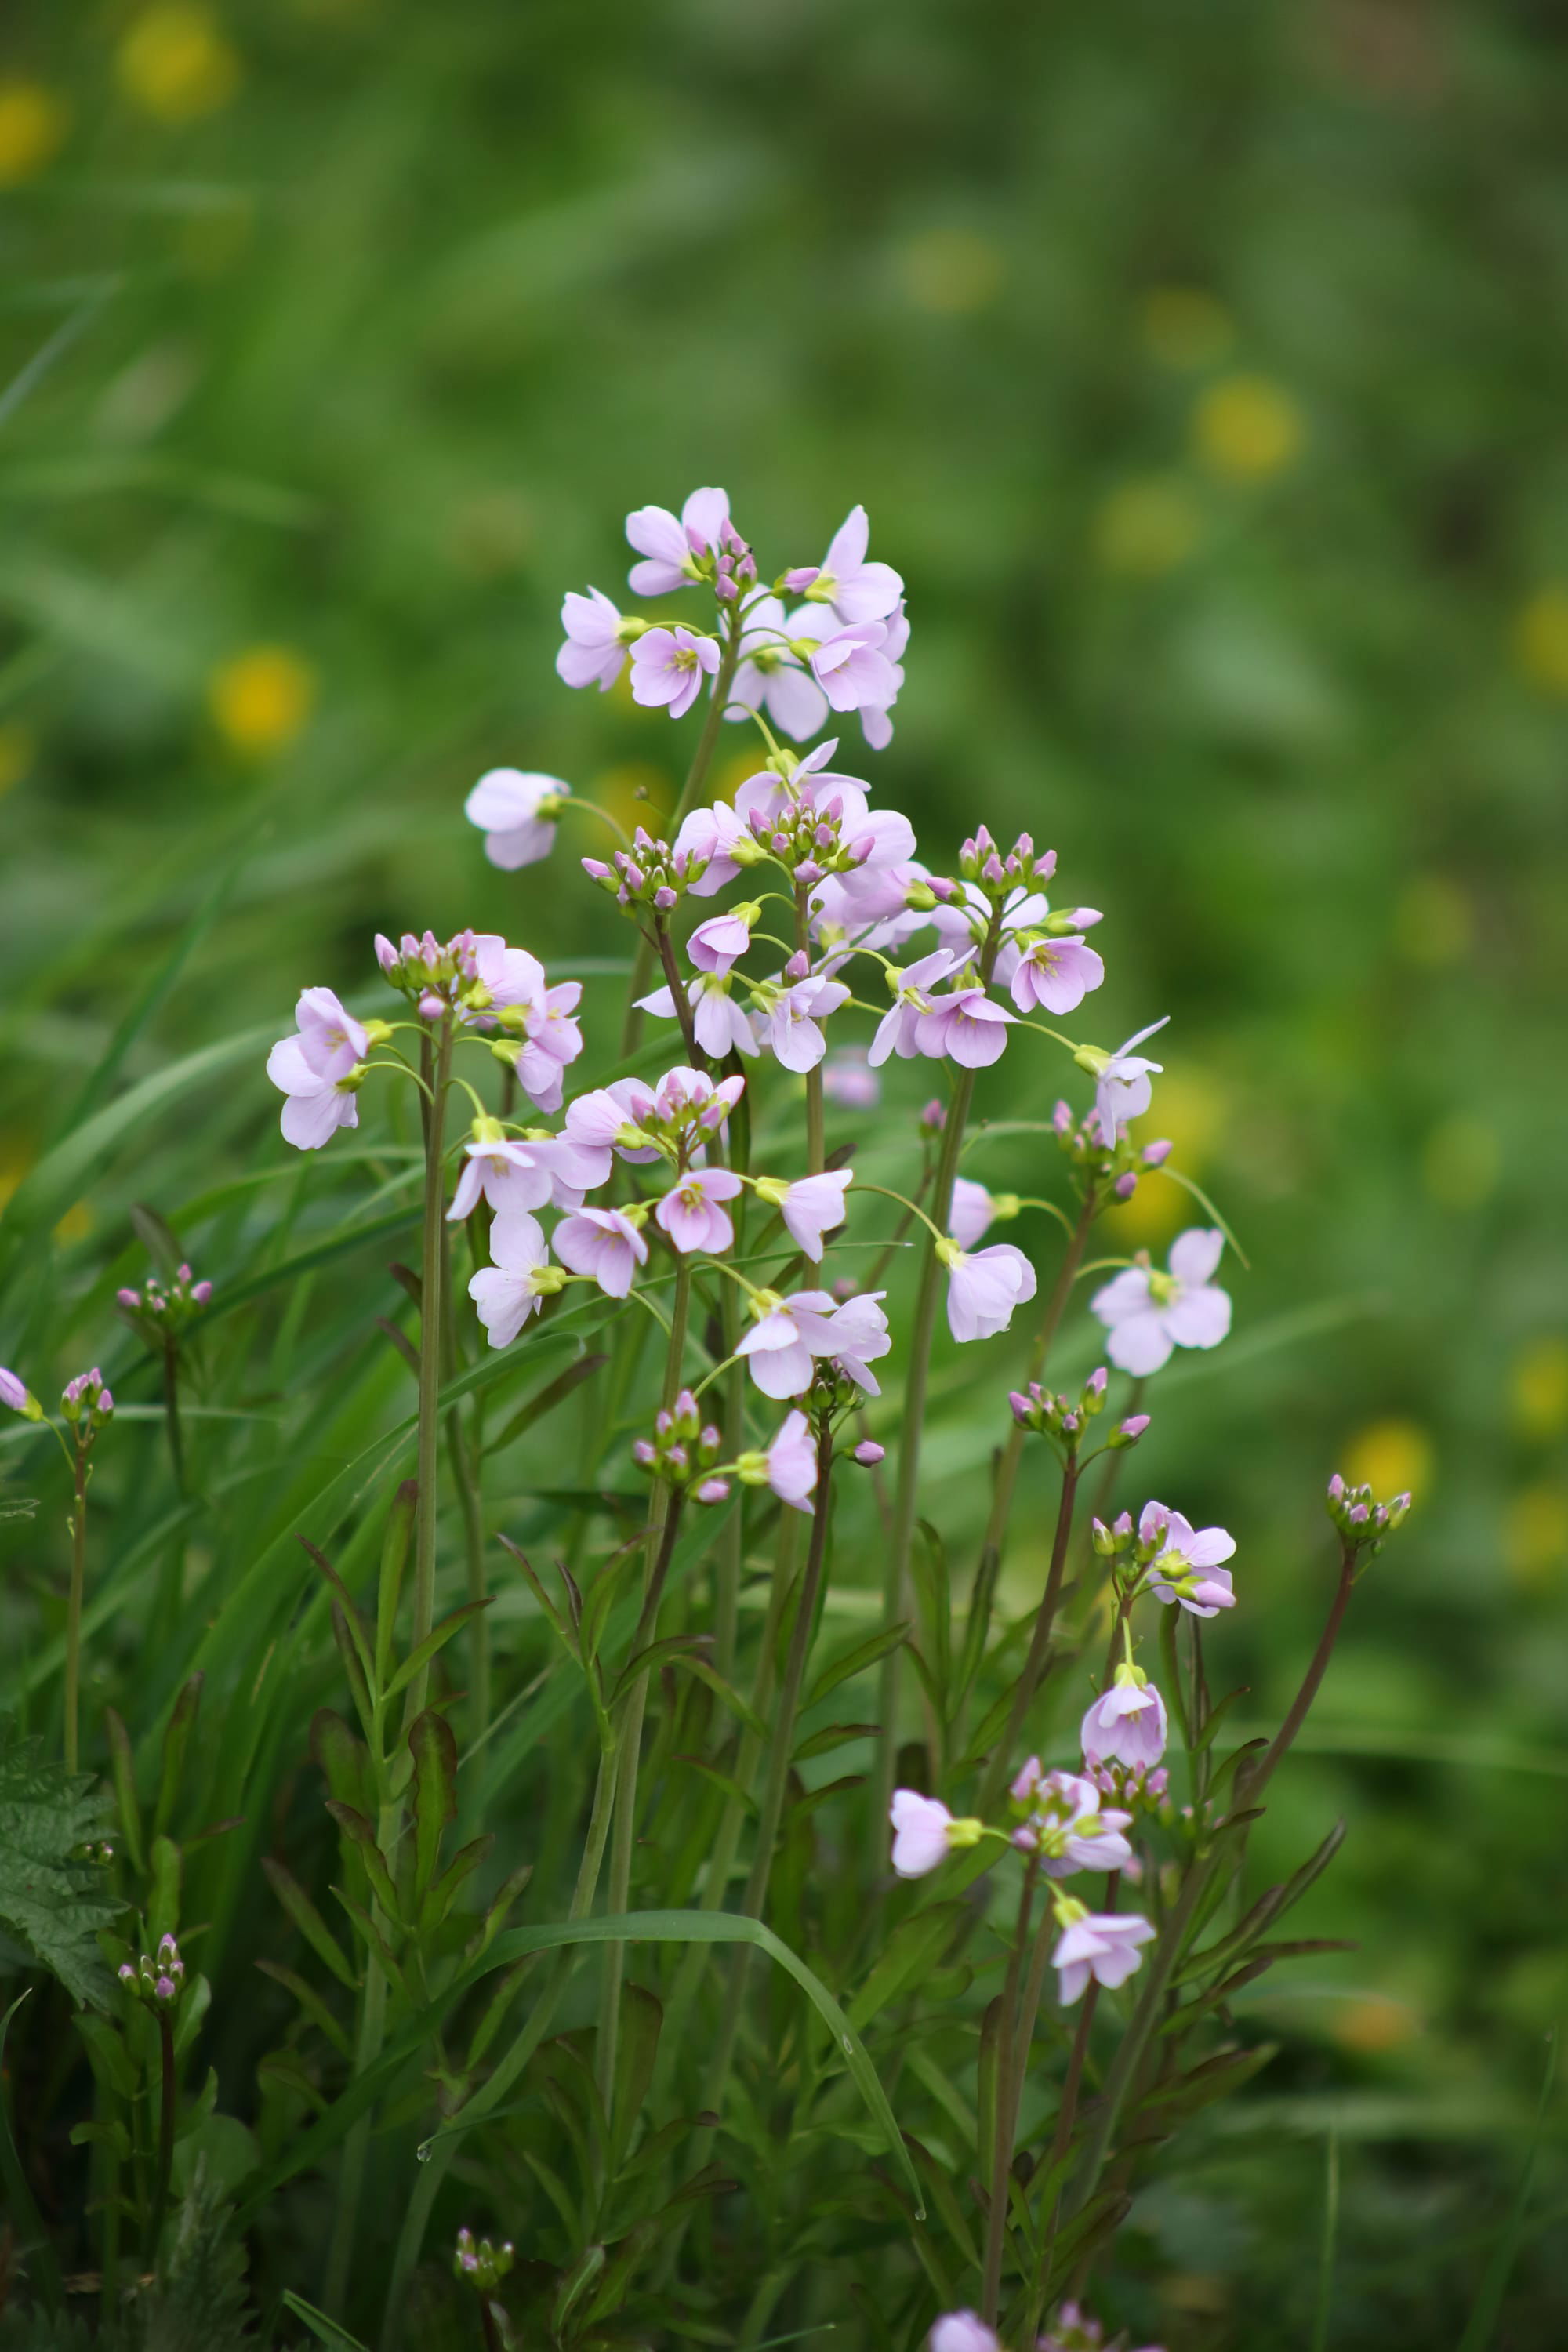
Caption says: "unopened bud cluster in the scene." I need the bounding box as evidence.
[1086,1757,1170,1813]
[372,926,491,1013]
[633,1390,728,1502]
[119,1933,184,2006]
[959,824,1055,900]
[583,826,705,910]
[117,1262,212,1337]
[453,2225,514,2293]
[744,770,887,891]
[1050,1098,1172,1202]
[61,1367,114,1433]
[1327,1472,1411,1560]
[1009,1365,1109,1451]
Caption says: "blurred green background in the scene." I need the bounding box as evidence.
[2,0,1567,2339]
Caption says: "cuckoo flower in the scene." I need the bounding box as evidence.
[557,586,633,692]
[625,485,732,595]
[553,1207,649,1299]
[465,768,571,869]
[949,1178,1015,1250]
[928,2318,1002,2352]
[753,1169,852,1262]
[655,1166,743,1254]
[672,797,755,898]
[1,1367,37,1417]
[858,597,909,746]
[758,969,851,1071]
[1051,1904,1156,2005]
[735,1407,819,1513]
[1091,1228,1231,1376]
[267,989,372,1152]
[728,595,830,741]
[787,504,904,626]
[630,626,720,719]
[1075,1017,1169,1143]
[469,1214,563,1348]
[1141,1502,1237,1616]
[1010,1763,1134,1878]
[820,1287,891,1393]
[734,1287,850,1399]
[869,949,964,1065]
[637,973,760,1060]
[1008,934,1105,1016]
[938,1240,1037,1343]
[688,904,760,975]
[808,619,900,717]
[1080,1668,1169,1772]
[564,1078,661,1162]
[447,1129,602,1222]
[889,1791,984,1879]
[916,984,1014,1069]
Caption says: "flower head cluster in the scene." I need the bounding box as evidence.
[116,1262,212,1339]
[583,826,706,910]
[633,1390,728,1501]
[465,768,572,870]
[118,1933,184,2006]
[1327,1472,1412,1561]
[1092,1501,1239,1617]
[60,1367,114,1433]
[1007,1762,1134,1878]
[452,2226,514,2294]
[1040,2302,1167,2352]
[1009,1365,1112,1454]
[736,1286,890,1400]
[1080,1666,1169,1776]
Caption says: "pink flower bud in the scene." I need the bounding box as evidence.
[695,1477,730,1503]
[654,886,677,910]
[192,1280,212,1305]
[417,991,443,1019]
[117,1287,140,1308]
[784,949,810,981]
[1142,1138,1174,1167]
[853,1439,885,1465]
[784,564,821,591]
[1113,1172,1137,1200]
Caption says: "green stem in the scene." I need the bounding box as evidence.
[621,626,742,1054]
[974,1189,1096,1593]
[404,1017,453,1729]
[144,2010,176,2267]
[978,1459,1080,1813]
[796,883,824,1174]
[1244,1541,1356,1802]
[162,1338,185,1494]
[982,1856,1038,2323]
[64,1440,87,1776]
[1027,1975,1101,2336]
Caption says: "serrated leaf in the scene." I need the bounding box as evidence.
[0,1722,117,2008]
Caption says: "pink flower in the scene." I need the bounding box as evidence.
[1080,1018,1168,1143]
[1,1367,31,1416]
[630,626,720,719]
[652,1064,746,1131]
[672,797,753,897]
[1010,1764,1134,1878]
[760,971,850,1072]
[688,905,758,975]
[655,1167,743,1254]
[823,1289,891,1394]
[564,1079,659,1161]
[928,2315,1001,2352]
[625,486,731,595]
[465,769,570,869]
[916,985,1014,1069]
[940,1241,1036,1343]
[553,1207,649,1299]
[448,1134,602,1222]
[1080,1671,1168,1772]
[891,1791,962,1878]
[1142,1503,1236,1617]
[735,1288,844,1399]
[808,619,900,715]
[282,987,368,1080]
[267,987,368,1152]
[869,949,964,1066]
[796,504,904,627]
[949,1178,1002,1250]
[556,586,630,692]
[637,974,760,1060]
[468,1214,557,1348]
[1008,935,1105,1017]
[1051,1907,1156,2005]
[754,1169,852,1262]
[728,595,830,741]
[822,1046,879,1106]
[737,1407,819,1513]
[1091,1228,1231,1376]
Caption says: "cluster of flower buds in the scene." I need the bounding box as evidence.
[1327,1472,1412,1561]
[582,827,705,910]
[633,1390,728,1502]
[1086,1756,1170,1813]
[956,824,1055,902]
[453,2225,515,2293]
[1008,1365,1109,1452]
[1007,1760,1134,1875]
[615,1068,745,1164]
[711,517,758,601]
[0,1366,42,1422]
[1051,1099,1171,1202]
[928,2299,1163,2352]
[740,775,888,891]
[60,1368,114,1434]
[119,1933,184,2006]
[373,927,485,1007]
[71,1837,115,1864]
[116,1262,212,1339]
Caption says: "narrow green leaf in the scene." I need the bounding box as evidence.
[325,1806,402,1926]
[383,1597,492,1704]
[408,1712,458,1911]
[255,1960,353,2060]
[154,1671,203,1840]
[260,1857,358,1991]
[807,1621,909,1711]
[103,1705,145,1875]
[483,1348,608,1457]
[281,2290,370,2350]
[1455,2032,1557,2352]
[608,1982,663,2172]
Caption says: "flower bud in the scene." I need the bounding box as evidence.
[1142,1138,1174,1167]
[852,1439,885,1466]
[1113,1171,1137,1200]
[1109,1414,1149,1448]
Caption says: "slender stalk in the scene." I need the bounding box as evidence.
[975,1190,1096,1589]
[144,2010,176,2266]
[1245,1541,1356,1801]
[654,922,703,1065]
[982,1856,1038,2323]
[480,2301,503,2352]
[795,883,825,1174]
[162,1337,185,1493]
[703,1419,834,2111]
[596,1261,692,2098]
[64,1439,87,1775]
[1028,1980,1100,2332]
[979,1461,1080,1812]
[404,1016,453,1728]
[622,626,742,1054]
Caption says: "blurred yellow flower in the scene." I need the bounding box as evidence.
[1143,286,1233,368]
[1192,375,1303,481]
[56,1202,94,1245]
[898,228,1007,316]
[1092,476,1202,577]
[1511,1338,1568,1441]
[592,761,671,840]
[1341,1417,1434,1502]
[1392,873,1472,967]
[1102,1068,1229,1247]
[1421,1114,1499,1210]
[118,5,241,125]
[1504,1483,1568,1590]
[209,646,315,756]
[1512,584,1568,695]
[0,81,70,184]
[1333,1995,1419,2053]
[0,724,35,797]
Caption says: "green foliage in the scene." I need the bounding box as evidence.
[0,1722,117,2009]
